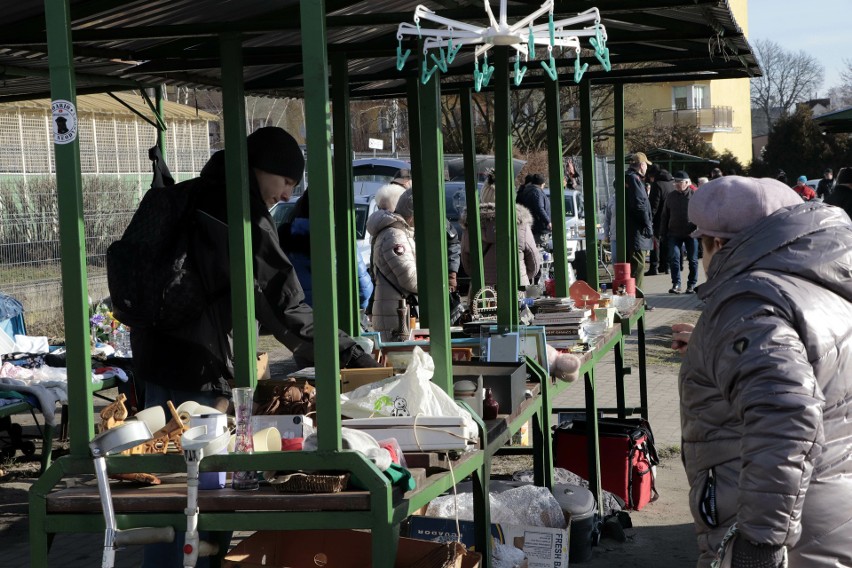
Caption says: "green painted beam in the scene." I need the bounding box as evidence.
[416,75,452,393]
[331,53,359,336]
[45,0,93,458]
[494,47,518,328]
[544,78,569,297]
[579,80,599,290]
[155,85,166,156]
[300,0,342,452]
[219,34,257,391]
[614,85,626,264]
[407,76,429,327]
[460,88,484,296]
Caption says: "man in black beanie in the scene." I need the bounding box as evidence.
[130,127,377,419]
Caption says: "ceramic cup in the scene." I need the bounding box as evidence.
[131,406,166,433]
[252,427,282,452]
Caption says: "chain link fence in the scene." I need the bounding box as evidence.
[0,108,210,336]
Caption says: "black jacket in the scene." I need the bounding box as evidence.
[649,170,675,236]
[625,168,653,252]
[825,184,852,220]
[516,184,551,238]
[659,188,696,239]
[816,178,834,200]
[131,151,356,394]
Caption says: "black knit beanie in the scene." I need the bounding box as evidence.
[246,127,305,184]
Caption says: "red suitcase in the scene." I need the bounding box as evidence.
[553,418,658,510]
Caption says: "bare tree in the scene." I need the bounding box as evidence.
[751,39,824,128]
[826,58,852,109]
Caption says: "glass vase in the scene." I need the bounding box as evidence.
[231,386,259,490]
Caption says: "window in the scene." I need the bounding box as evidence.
[672,85,710,110]
[673,86,689,110]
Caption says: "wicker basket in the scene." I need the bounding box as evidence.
[269,472,350,493]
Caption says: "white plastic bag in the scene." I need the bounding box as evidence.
[340,347,476,434]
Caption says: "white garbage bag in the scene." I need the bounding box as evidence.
[340,347,476,434]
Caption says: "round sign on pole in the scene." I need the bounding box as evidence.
[51,99,78,145]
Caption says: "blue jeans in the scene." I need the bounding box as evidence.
[141,383,230,568]
[667,236,698,288]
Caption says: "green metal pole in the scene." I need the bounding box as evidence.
[614,84,626,264]
[579,80,599,290]
[331,53,359,336]
[45,0,92,458]
[494,47,518,328]
[220,34,257,390]
[155,85,166,156]
[416,75,452,393]
[544,79,568,296]
[460,89,484,295]
[407,77,429,327]
[300,0,342,452]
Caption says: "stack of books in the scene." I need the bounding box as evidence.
[532,305,592,342]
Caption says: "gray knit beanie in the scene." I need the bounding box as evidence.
[394,188,415,220]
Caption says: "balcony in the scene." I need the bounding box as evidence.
[653,106,734,133]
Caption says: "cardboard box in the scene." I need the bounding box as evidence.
[453,362,527,417]
[223,529,481,567]
[340,366,396,393]
[408,517,568,568]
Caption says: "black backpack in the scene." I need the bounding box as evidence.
[106,148,206,329]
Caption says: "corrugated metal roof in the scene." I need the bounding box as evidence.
[0,91,217,121]
[0,0,760,101]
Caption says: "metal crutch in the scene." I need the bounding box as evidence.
[89,421,176,568]
[180,424,231,568]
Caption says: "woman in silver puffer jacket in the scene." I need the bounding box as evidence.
[678,176,852,568]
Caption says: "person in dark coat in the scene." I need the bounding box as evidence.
[516,172,552,244]
[824,166,852,218]
[646,165,675,275]
[625,152,654,290]
[816,168,834,200]
[278,190,374,310]
[660,171,698,294]
[130,127,378,412]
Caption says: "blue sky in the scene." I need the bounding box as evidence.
[748,0,849,94]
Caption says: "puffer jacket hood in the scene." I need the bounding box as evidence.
[698,202,852,304]
[460,203,541,287]
[680,201,852,565]
[367,208,410,238]
[462,202,533,230]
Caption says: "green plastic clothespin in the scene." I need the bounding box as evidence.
[482,53,494,86]
[589,25,611,72]
[396,39,411,71]
[528,26,535,58]
[474,58,484,92]
[421,58,438,84]
[541,49,558,81]
[514,56,527,87]
[574,50,589,83]
[430,47,448,73]
[447,32,462,64]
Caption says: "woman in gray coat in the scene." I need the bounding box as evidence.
[677,176,852,568]
[367,189,417,333]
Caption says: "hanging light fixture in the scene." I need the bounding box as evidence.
[396,1,612,91]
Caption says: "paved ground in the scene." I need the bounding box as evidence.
[1,264,706,567]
